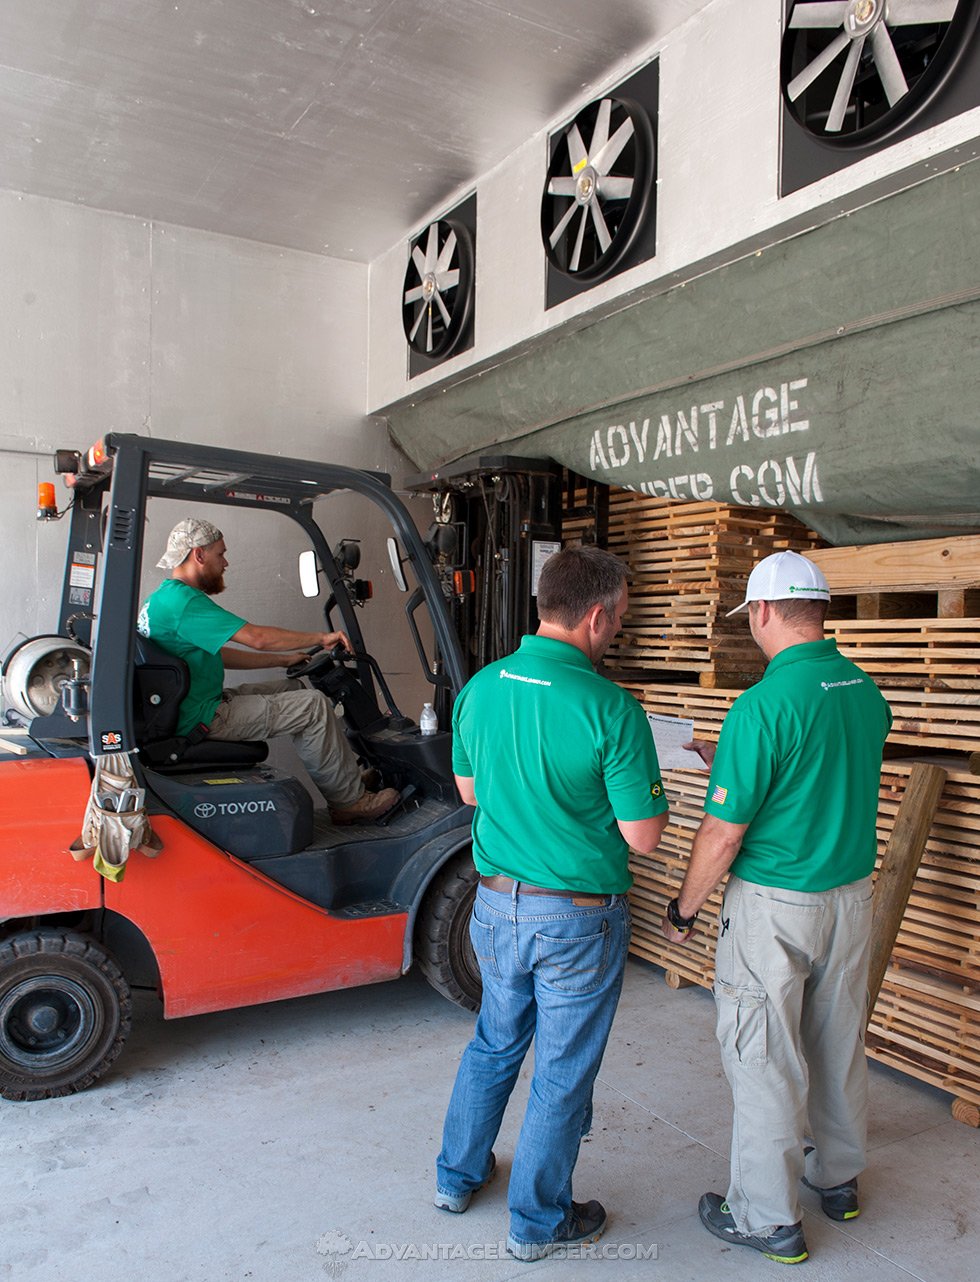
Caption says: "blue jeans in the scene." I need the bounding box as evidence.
[435,883,630,1246]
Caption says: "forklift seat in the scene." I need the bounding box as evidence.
[134,635,267,771]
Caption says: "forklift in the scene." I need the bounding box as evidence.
[0,434,482,1100]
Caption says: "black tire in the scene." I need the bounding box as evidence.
[0,929,132,1101]
[415,852,482,1012]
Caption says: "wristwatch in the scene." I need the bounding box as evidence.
[666,897,698,931]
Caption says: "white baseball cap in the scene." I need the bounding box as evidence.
[726,550,830,617]
[157,518,224,569]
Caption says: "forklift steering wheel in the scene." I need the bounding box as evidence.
[285,644,348,679]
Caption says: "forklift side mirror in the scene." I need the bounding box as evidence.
[386,537,408,593]
[298,550,320,598]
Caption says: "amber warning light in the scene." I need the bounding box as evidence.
[37,482,58,521]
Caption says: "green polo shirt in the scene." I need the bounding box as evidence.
[452,634,667,894]
[137,580,246,737]
[704,639,891,892]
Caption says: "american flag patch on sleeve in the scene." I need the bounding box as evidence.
[711,784,728,805]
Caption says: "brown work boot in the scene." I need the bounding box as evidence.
[330,786,400,825]
[360,767,382,791]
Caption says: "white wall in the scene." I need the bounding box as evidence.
[0,189,435,725]
[367,0,980,424]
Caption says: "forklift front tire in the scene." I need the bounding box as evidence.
[0,929,132,1101]
[414,852,482,1012]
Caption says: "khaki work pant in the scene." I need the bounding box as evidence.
[713,873,873,1235]
[208,679,363,806]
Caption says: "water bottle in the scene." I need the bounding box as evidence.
[419,702,438,736]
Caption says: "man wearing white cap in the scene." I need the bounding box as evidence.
[661,550,891,1265]
[138,518,399,824]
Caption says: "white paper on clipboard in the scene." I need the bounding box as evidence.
[646,712,703,770]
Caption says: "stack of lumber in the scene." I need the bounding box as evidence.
[599,490,822,686]
[849,758,980,1116]
[589,505,980,1123]
[828,618,980,691]
[814,536,980,754]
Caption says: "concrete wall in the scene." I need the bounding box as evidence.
[0,188,435,727]
[367,0,980,426]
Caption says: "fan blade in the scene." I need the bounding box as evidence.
[436,228,457,275]
[787,29,851,100]
[589,98,612,158]
[403,284,425,305]
[569,207,589,272]
[424,222,438,273]
[591,201,613,253]
[599,176,634,200]
[426,307,433,353]
[886,0,957,22]
[435,268,460,292]
[592,116,635,175]
[871,23,909,105]
[409,304,426,342]
[789,2,849,27]
[826,35,865,132]
[566,122,588,174]
[549,199,580,249]
[411,244,428,279]
[548,177,578,196]
[435,290,452,327]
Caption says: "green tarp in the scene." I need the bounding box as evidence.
[386,161,980,545]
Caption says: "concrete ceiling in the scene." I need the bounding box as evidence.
[0,0,711,262]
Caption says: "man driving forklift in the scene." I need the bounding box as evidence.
[137,517,400,824]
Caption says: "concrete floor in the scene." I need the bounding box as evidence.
[2,959,977,1282]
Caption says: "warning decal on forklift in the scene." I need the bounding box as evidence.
[70,554,96,588]
[531,541,561,596]
[69,587,92,606]
[224,489,291,506]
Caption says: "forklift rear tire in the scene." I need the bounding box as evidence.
[0,929,132,1101]
[415,852,482,1012]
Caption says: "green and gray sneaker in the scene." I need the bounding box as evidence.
[698,1193,809,1264]
[801,1174,859,1221]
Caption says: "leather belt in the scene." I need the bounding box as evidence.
[479,874,611,906]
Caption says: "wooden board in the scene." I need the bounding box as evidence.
[809,535,980,593]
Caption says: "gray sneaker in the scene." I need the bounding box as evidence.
[802,1144,859,1220]
[698,1193,809,1264]
[507,1200,607,1262]
[802,1174,859,1221]
[434,1153,496,1213]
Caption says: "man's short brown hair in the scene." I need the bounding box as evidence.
[536,545,627,630]
[760,598,829,628]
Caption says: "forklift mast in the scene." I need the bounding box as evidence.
[406,455,567,681]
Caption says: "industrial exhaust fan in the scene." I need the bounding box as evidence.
[781,0,980,193]
[402,195,476,377]
[541,59,659,308]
